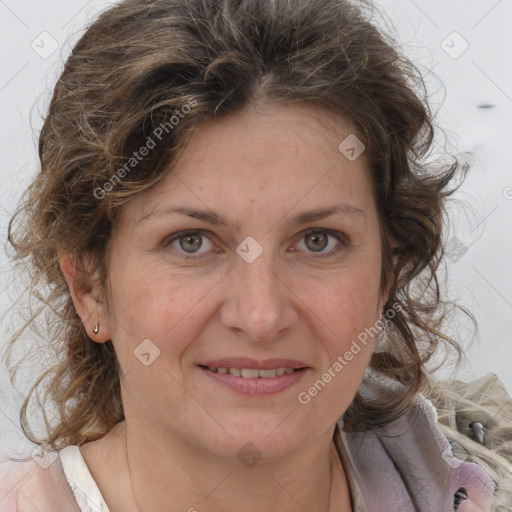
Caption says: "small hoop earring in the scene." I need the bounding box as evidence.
[93,323,99,335]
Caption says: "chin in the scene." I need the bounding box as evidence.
[197,421,311,463]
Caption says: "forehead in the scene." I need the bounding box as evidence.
[119,102,374,227]
[178,102,360,173]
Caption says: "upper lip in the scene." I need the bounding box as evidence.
[198,358,309,370]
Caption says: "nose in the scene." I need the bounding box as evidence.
[219,251,298,342]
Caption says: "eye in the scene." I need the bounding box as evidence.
[294,228,347,257]
[163,228,348,260]
[164,230,215,258]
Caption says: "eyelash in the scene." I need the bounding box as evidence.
[163,228,348,260]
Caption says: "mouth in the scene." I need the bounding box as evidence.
[197,359,311,395]
[198,365,304,378]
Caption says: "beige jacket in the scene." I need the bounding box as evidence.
[430,373,512,510]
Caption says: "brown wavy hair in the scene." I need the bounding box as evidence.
[5,0,468,450]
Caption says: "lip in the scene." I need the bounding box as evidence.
[197,358,309,370]
[198,365,310,395]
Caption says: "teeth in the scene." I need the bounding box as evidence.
[258,369,277,378]
[206,366,299,378]
[241,368,260,378]
[209,366,228,374]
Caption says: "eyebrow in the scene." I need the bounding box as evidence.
[135,203,365,230]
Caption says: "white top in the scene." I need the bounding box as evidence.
[58,446,110,512]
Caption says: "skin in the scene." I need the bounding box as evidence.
[60,101,391,512]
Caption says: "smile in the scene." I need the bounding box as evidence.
[198,365,310,395]
[202,366,299,378]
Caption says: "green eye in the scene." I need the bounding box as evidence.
[295,228,347,258]
[179,233,203,253]
[304,232,329,252]
[164,230,214,258]
[164,228,347,261]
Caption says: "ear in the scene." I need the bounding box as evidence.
[58,252,111,343]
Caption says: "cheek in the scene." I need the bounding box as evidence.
[106,258,219,350]
[296,276,380,420]
[305,267,383,342]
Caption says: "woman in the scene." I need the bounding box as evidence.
[1,0,511,510]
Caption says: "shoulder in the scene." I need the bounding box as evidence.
[338,371,498,511]
[431,372,512,508]
[432,372,512,453]
[0,453,80,512]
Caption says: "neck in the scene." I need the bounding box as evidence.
[118,420,351,512]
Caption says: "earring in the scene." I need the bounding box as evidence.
[93,323,99,335]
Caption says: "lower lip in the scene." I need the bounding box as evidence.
[198,366,310,395]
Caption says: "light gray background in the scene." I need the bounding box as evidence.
[1,0,511,461]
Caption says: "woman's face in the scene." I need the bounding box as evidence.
[102,102,387,460]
